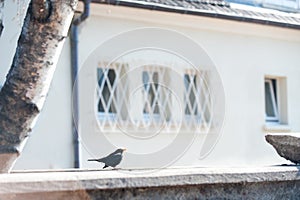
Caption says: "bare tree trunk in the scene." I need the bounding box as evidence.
[0,0,4,36]
[0,0,77,173]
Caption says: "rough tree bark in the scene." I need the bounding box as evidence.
[0,0,77,173]
[0,0,4,36]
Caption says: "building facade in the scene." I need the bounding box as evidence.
[1,0,299,170]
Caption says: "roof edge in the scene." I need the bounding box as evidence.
[91,0,300,30]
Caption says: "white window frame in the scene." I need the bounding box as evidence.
[265,78,279,122]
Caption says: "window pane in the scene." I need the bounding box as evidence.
[272,79,277,105]
[143,71,160,114]
[184,74,197,115]
[265,82,275,117]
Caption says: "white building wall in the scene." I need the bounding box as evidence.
[1,2,300,170]
[78,4,300,168]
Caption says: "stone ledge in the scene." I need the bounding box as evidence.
[0,166,299,195]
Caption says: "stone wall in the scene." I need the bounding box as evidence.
[87,181,300,199]
[1,167,299,199]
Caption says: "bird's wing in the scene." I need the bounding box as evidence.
[108,150,119,157]
[105,154,122,167]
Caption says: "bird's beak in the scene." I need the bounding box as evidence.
[123,148,127,151]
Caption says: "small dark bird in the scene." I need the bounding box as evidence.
[88,148,126,169]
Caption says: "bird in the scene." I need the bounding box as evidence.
[88,148,126,169]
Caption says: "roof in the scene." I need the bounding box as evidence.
[92,0,300,30]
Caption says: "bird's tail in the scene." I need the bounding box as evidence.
[87,159,99,162]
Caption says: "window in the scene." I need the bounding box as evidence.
[264,76,289,129]
[183,70,212,129]
[96,63,129,124]
[265,78,279,122]
[142,68,171,123]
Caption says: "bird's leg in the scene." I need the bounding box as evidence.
[103,165,109,169]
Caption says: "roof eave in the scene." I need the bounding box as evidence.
[91,0,300,30]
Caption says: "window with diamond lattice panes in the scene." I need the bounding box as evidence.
[97,63,130,125]
[142,67,172,125]
[183,70,212,131]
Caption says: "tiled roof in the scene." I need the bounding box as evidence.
[92,0,300,29]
